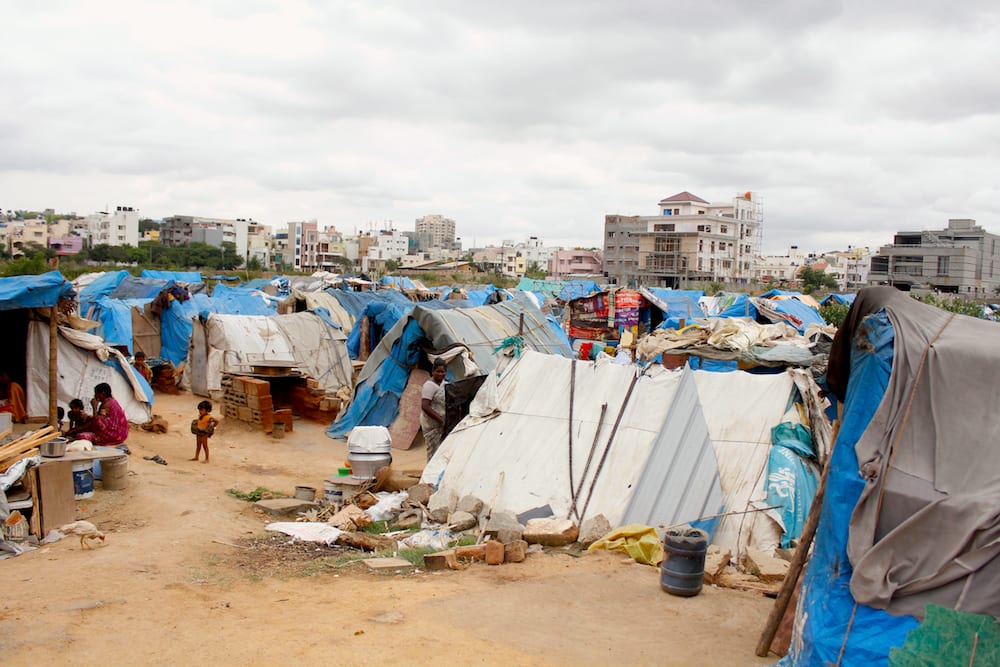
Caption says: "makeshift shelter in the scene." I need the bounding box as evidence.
[187,311,353,398]
[328,297,573,439]
[422,351,722,528]
[0,272,76,423]
[781,287,1000,665]
[140,269,202,283]
[26,325,153,424]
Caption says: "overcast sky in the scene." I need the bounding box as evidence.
[2,1,999,254]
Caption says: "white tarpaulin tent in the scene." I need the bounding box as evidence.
[421,350,723,530]
[187,311,354,398]
[26,323,153,424]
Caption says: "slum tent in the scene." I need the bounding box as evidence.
[421,350,722,528]
[0,272,77,422]
[820,293,857,307]
[328,296,573,439]
[700,292,757,319]
[515,278,600,302]
[141,269,202,283]
[26,324,153,424]
[345,297,472,360]
[756,290,826,333]
[781,287,1000,665]
[77,270,130,316]
[641,287,706,329]
[187,311,353,398]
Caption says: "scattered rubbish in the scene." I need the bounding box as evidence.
[227,486,285,502]
[143,454,168,465]
[265,522,343,545]
[364,491,409,522]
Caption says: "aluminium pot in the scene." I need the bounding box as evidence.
[41,437,69,458]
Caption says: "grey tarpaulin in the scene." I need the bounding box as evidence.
[828,287,1000,618]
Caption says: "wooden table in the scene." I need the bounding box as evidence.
[35,448,128,534]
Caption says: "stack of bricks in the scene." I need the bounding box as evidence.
[289,377,341,423]
[221,375,292,434]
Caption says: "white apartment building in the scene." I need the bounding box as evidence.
[414,214,457,250]
[247,221,273,269]
[78,206,140,248]
[604,191,763,287]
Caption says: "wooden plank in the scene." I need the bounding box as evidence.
[134,304,162,357]
[388,368,429,450]
[27,468,41,537]
[37,461,75,535]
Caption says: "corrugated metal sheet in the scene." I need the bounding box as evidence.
[622,368,723,529]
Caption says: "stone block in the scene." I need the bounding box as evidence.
[484,511,524,544]
[454,544,487,562]
[456,494,484,517]
[577,514,612,547]
[427,489,458,523]
[447,510,477,532]
[503,539,528,563]
[423,549,460,571]
[703,546,732,585]
[252,498,319,516]
[362,557,413,572]
[395,508,422,529]
[485,540,505,565]
[523,518,579,547]
[741,547,790,583]
[407,483,434,506]
[237,406,253,422]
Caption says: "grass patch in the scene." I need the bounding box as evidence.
[226,487,286,502]
[395,546,438,567]
[361,520,391,534]
[453,535,478,547]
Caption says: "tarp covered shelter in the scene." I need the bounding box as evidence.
[27,324,153,424]
[141,269,202,283]
[187,311,353,398]
[328,296,573,439]
[781,287,1000,665]
[0,271,76,423]
[421,351,722,528]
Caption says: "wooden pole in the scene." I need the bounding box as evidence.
[48,306,58,427]
[755,416,841,657]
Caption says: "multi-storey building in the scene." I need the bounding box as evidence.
[162,214,248,259]
[867,219,1000,296]
[287,221,319,272]
[604,191,763,287]
[550,249,604,279]
[414,214,456,250]
[246,221,272,269]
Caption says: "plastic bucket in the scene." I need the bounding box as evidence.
[72,460,95,499]
[324,480,344,508]
[660,528,708,597]
[101,456,129,491]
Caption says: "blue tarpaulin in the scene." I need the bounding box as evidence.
[141,269,203,283]
[326,288,411,322]
[643,287,706,326]
[708,292,757,319]
[92,297,152,354]
[210,283,278,314]
[778,311,920,666]
[764,297,826,333]
[381,275,417,290]
[821,293,857,306]
[111,275,170,300]
[766,422,820,548]
[78,270,130,316]
[0,271,75,311]
[515,278,600,302]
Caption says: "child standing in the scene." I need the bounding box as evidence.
[190,400,218,463]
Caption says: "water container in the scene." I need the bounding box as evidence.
[346,426,392,480]
[660,528,708,597]
[101,456,129,491]
[72,460,95,499]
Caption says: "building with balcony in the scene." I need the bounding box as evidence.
[414,214,457,250]
[867,219,1000,296]
[604,191,763,288]
[162,214,248,259]
[550,249,603,279]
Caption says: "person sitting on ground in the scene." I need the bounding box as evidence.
[419,359,449,463]
[64,398,92,437]
[132,351,153,383]
[0,371,27,423]
[75,383,129,451]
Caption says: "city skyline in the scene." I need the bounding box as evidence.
[3,2,998,255]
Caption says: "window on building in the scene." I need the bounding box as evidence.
[674,208,680,215]
[720,225,728,234]
[697,224,710,232]
[710,241,715,252]
[937,256,950,275]
[663,209,671,216]
[654,223,675,231]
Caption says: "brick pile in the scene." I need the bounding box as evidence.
[221,375,293,434]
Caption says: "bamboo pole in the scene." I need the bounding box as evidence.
[755,415,842,658]
[48,306,58,426]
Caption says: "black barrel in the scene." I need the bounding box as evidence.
[660,528,709,597]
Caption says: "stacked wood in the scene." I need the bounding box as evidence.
[0,426,60,472]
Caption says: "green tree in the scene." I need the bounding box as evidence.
[525,261,546,280]
[385,259,400,272]
[916,293,986,319]
[820,303,849,328]
[138,218,160,233]
[247,256,262,272]
[799,267,838,294]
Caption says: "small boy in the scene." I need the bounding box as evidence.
[190,400,217,463]
[64,398,91,437]
[132,351,153,383]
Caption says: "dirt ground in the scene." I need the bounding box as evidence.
[2,392,776,666]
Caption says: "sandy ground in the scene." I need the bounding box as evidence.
[2,392,776,666]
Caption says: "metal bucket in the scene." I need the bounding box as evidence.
[101,456,129,491]
[294,485,316,501]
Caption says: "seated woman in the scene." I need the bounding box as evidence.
[74,383,129,451]
[0,371,27,423]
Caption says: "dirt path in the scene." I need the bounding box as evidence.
[2,393,775,666]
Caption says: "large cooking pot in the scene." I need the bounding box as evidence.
[41,437,69,458]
